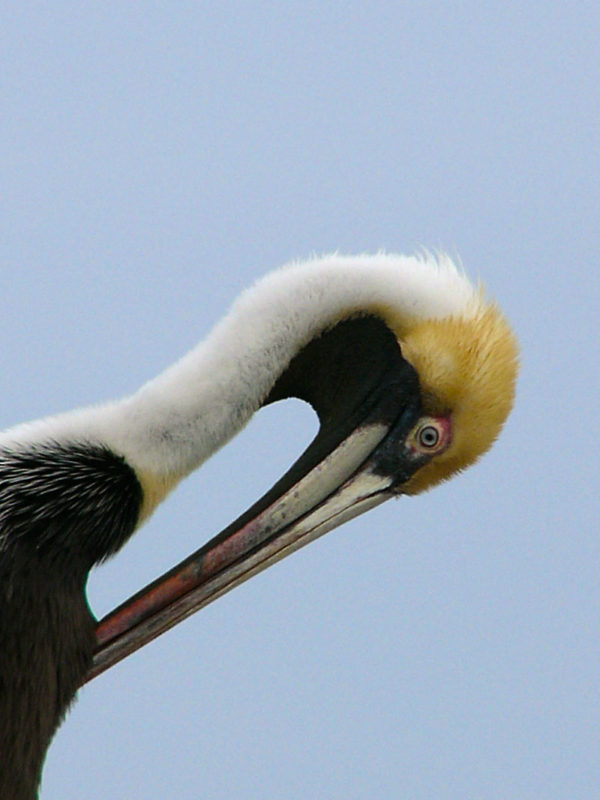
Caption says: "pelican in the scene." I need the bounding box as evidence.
[0,253,518,798]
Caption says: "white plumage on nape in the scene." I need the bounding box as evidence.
[2,253,476,478]
[0,252,518,799]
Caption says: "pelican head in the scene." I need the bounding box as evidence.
[85,252,518,676]
[394,291,518,493]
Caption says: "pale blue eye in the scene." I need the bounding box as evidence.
[418,425,439,449]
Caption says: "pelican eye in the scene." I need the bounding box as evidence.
[409,417,451,456]
[418,425,440,449]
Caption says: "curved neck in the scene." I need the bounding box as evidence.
[107,254,474,479]
[1,254,475,486]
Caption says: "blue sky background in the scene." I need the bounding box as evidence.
[2,3,598,798]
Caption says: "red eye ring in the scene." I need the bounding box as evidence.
[410,416,452,455]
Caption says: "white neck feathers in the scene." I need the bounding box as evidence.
[1,253,479,481]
